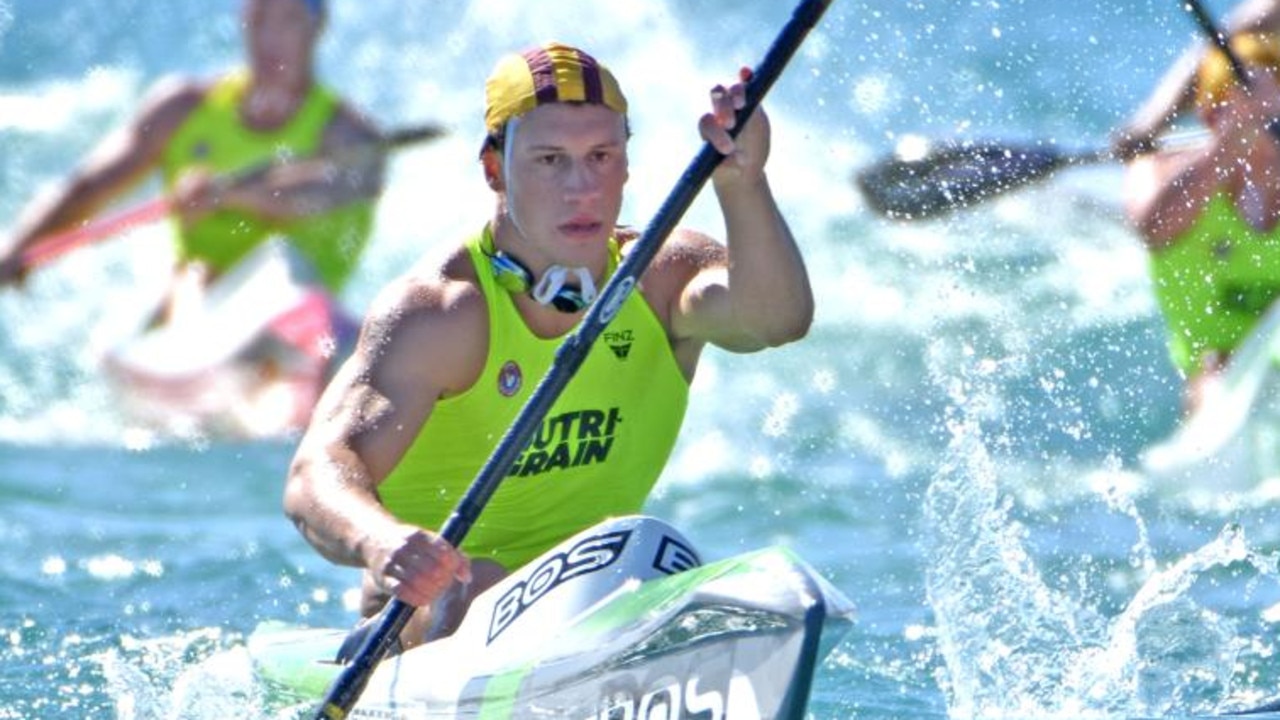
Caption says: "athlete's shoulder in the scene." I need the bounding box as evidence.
[369,245,485,345]
[142,74,213,114]
[639,227,725,286]
[131,74,213,137]
[357,243,489,394]
[618,225,725,272]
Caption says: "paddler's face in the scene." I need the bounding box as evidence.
[492,102,629,270]
[243,0,321,82]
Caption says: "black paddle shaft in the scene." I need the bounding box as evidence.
[1181,0,1280,141]
[310,1,834,717]
[855,142,1111,220]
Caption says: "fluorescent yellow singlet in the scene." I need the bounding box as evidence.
[378,227,691,571]
[1149,192,1280,375]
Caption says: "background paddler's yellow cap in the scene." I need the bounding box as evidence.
[484,42,628,135]
[1195,32,1280,110]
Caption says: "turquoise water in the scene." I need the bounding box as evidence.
[4,0,1280,717]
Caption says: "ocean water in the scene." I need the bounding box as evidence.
[3,0,1280,718]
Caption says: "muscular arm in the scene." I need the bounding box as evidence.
[216,103,385,221]
[0,77,202,274]
[664,79,812,358]
[283,263,482,606]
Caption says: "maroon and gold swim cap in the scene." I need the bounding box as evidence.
[484,42,628,135]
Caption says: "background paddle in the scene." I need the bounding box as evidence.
[855,140,1112,220]
[853,130,1217,221]
[17,122,445,272]
[1183,0,1253,92]
[854,0,1272,222]
[309,0,834,717]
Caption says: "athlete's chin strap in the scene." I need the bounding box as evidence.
[532,265,597,313]
[482,228,597,314]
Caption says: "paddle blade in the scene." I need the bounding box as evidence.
[382,122,447,149]
[21,196,171,271]
[855,140,1100,221]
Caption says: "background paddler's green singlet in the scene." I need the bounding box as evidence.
[160,70,373,292]
[1149,192,1280,375]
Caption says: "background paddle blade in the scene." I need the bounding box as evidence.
[21,197,172,270]
[855,141,1099,220]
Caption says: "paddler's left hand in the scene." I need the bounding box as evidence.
[700,67,771,187]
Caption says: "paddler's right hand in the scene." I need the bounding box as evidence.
[1109,129,1158,162]
[171,169,226,224]
[366,524,473,609]
[0,245,28,288]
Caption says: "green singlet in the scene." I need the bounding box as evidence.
[159,71,373,292]
[1148,192,1280,376]
[378,227,691,571]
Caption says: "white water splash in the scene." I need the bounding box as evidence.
[96,629,284,720]
[922,353,1268,718]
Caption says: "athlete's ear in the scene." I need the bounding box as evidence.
[481,147,505,192]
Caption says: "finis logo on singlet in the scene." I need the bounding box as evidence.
[510,408,622,477]
[603,329,633,360]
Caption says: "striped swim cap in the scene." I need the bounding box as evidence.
[484,42,628,135]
